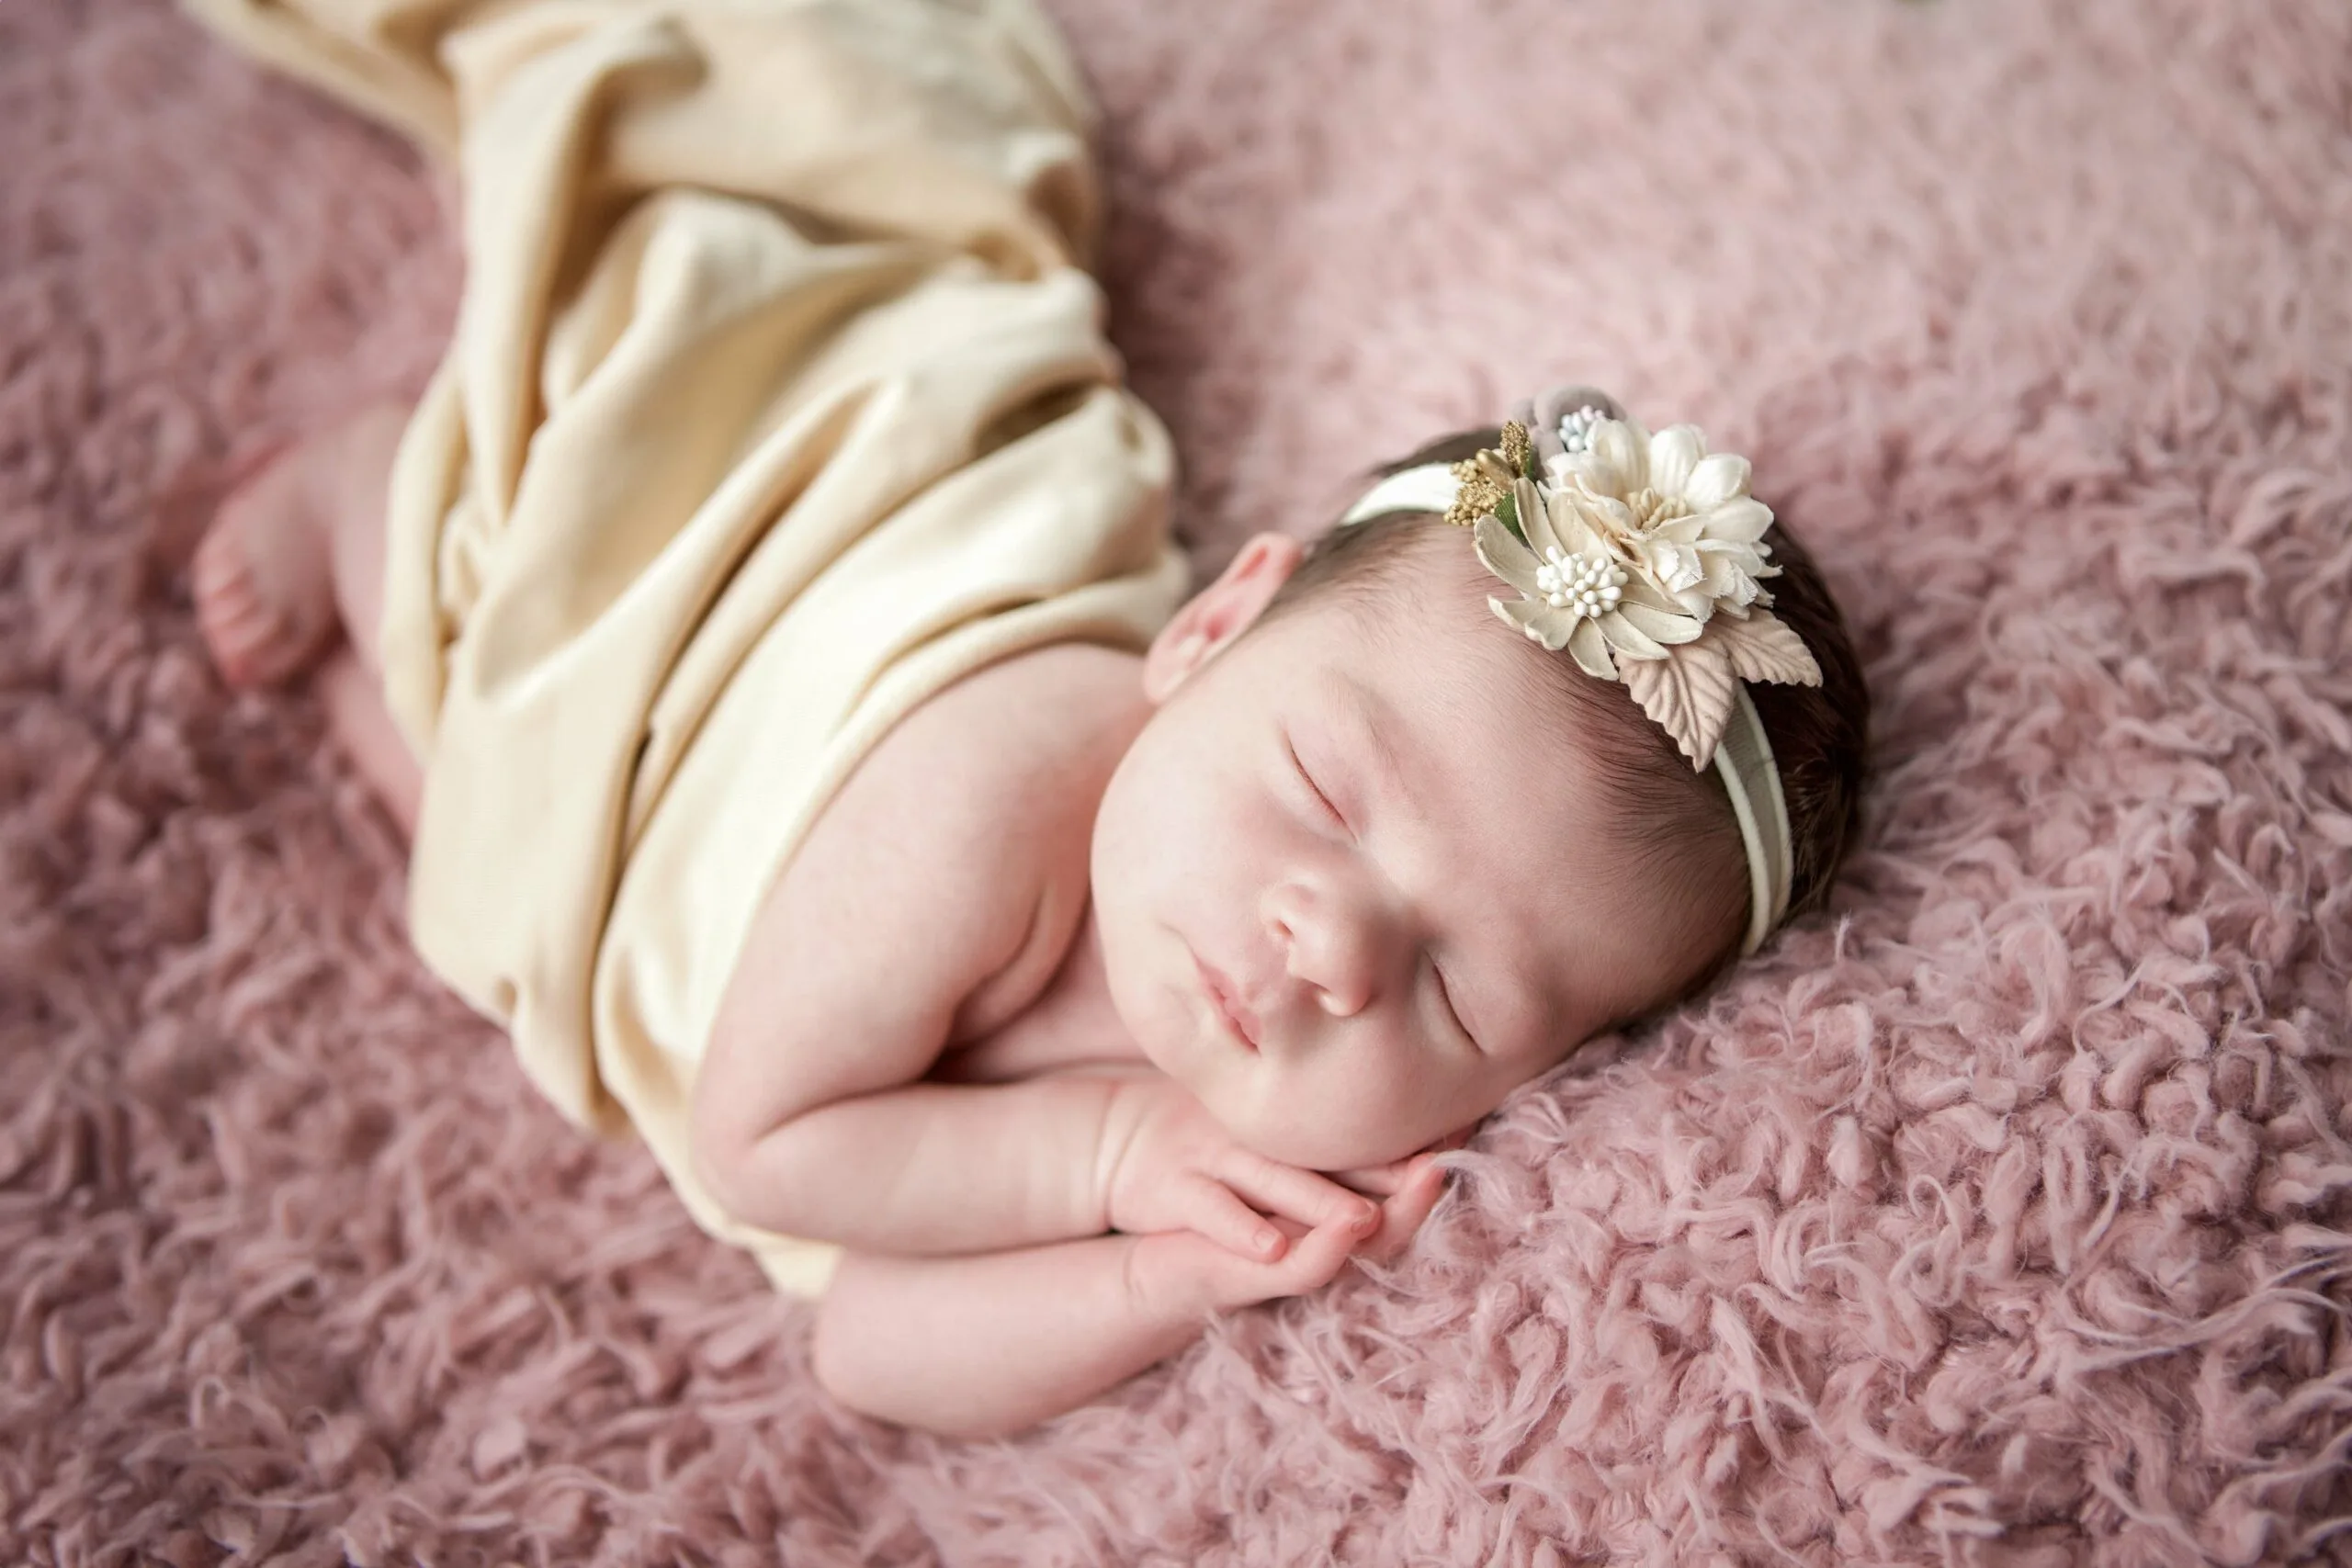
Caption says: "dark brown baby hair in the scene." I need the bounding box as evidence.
[1261,424,1869,1005]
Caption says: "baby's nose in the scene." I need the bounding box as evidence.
[1260,878,1403,1020]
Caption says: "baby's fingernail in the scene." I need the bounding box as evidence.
[1351,1206,1380,1234]
[1257,1227,1282,1255]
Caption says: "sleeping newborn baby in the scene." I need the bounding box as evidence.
[187,0,1866,1437]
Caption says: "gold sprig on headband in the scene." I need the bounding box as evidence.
[1498,419,1533,477]
[1447,420,1541,532]
[1443,456,1510,530]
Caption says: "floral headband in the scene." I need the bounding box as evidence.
[1338,387,1822,953]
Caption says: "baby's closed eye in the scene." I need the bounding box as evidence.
[1425,953,1476,1047]
[1283,731,1347,831]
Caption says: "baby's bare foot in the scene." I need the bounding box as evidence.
[192,410,394,689]
[193,437,339,688]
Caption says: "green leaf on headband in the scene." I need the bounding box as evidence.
[1493,491,1527,546]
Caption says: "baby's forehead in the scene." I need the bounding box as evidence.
[1300,633,1618,893]
[1312,589,1600,788]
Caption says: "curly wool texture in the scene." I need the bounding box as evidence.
[4,0,2350,1562]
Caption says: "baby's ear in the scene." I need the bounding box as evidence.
[1141,533,1304,702]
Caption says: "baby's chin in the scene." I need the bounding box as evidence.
[1207,1093,1428,1174]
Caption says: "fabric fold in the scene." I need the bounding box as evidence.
[187,0,1187,1294]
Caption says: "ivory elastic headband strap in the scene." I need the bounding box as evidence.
[1340,462,1796,953]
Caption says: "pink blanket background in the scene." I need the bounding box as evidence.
[5,0,2349,1562]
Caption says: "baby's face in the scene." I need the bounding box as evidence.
[1091,535,1700,1171]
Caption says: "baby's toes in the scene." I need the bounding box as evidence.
[194,525,305,687]
[191,479,334,689]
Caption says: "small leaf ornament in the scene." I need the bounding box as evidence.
[1623,637,1740,768]
[1704,610,1824,688]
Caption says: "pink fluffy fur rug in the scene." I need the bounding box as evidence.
[5,0,2350,1562]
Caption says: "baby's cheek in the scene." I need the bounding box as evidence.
[1100,764,1195,892]
[1268,1053,1438,1171]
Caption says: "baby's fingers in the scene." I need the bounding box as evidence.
[1200,1210,1375,1310]
[1171,1173,1296,1263]
[1330,1130,1473,1198]
[1273,1211,1373,1292]
[1356,1156,1448,1265]
[1221,1152,1378,1235]
[1328,1156,1418,1197]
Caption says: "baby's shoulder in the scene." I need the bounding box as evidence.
[849,639,1145,858]
[741,641,1146,1031]
[711,643,1148,1104]
[905,640,1144,774]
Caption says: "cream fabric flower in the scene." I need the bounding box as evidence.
[1474,478,1702,681]
[1546,419,1778,622]
[1466,414,1824,767]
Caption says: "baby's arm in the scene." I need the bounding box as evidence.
[689,650,1126,1250]
[812,1157,1446,1438]
[703,1064,1372,1258]
[691,807,1127,1252]
[691,650,1369,1258]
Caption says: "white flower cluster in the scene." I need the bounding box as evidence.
[1533,545,1626,618]
[1554,403,1605,457]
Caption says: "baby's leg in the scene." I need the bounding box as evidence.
[193,403,421,829]
[315,650,421,834]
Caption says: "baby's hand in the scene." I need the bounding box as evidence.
[1125,1153,1449,1316]
[1097,1077,1376,1262]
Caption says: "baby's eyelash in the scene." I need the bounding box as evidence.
[1285,737,1344,828]
[1430,956,1476,1047]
